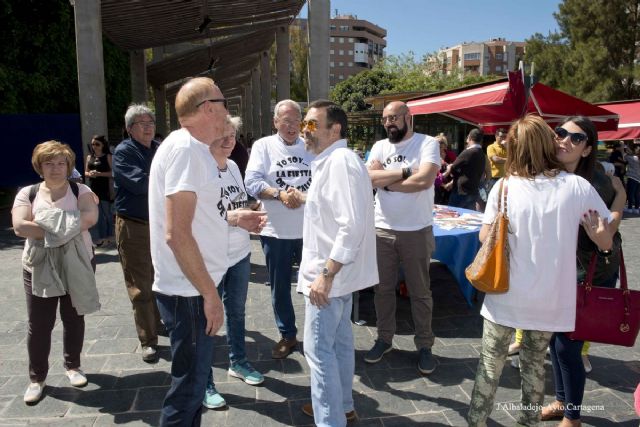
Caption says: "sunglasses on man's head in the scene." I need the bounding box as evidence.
[554,127,587,145]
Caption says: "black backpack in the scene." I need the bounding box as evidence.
[28,181,80,204]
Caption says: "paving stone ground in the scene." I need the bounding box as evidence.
[0,207,638,426]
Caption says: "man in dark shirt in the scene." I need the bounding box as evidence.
[445,128,486,210]
[112,104,162,363]
[609,142,627,181]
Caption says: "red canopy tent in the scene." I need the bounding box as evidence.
[407,71,619,133]
[595,100,640,141]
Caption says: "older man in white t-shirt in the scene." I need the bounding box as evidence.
[244,99,315,359]
[149,77,265,426]
[365,101,441,375]
[297,100,378,427]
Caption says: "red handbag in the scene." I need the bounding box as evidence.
[567,250,640,347]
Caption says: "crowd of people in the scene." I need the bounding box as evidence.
[10,75,637,426]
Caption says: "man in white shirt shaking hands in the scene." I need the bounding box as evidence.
[297,100,378,427]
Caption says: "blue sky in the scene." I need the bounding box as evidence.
[299,0,561,59]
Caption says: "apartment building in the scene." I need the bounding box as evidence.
[436,38,525,76]
[295,14,387,88]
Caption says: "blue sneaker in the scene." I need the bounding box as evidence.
[364,339,392,364]
[418,347,437,374]
[229,361,264,385]
[202,383,226,409]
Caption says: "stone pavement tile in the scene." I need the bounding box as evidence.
[281,353,309,377]
[352,373,376,395]
[0,360,28,378]
[0,395,14,416]
[2,388,71,419]
[93,411,160,426]
[365,367,429,391]
[41,371,117,392]
[353,389,419,420]
[0,332,24,347]
[102,353,171,372]
[403,383,469,412]
[0,345,26,360]
[98,315,138,328]
[246,359,283,380]
[431,344,479,365]
[0,322,18,334]
[82,325,120,341]
[85,338,140,356]
[114,369,170,390]
[49,355,109,377]
[422,361,475,387]
[67,388,136,415]
[132,386,168,411]
[443,405,517,427]
[211,401,294,426]
[25,417,96,426]
[378,412,450,426]
[215,381,258,406]
[255,375,309,403]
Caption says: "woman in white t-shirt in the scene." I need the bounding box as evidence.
[202,116,264,410]
[12,141,98,404]
[467,115,615,427]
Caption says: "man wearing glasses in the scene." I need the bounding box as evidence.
[149,78,265,425]
[365,101,441,375]
[245,99,315,359]
[112,104,163,363]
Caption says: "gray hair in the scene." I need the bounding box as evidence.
[273,99,301,120]
[124,104,155,128]
[227,115,243,131]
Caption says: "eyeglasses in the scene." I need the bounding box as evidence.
[91,142,101,146]
[132,121,156,128]
[555,127,587,145]
[196,98,228,110]
[300,120,318,132]
[380,115,400,125]
[278,119,301,129]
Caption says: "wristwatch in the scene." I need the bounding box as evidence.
[273,189,281,200]
[322,266,335,279]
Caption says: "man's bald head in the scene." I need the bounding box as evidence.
[175,77,221,119]
[384,101,409,116]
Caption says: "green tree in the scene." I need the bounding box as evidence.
[330,69,394,112]
[525,0,640,101]
[0,0,130,136]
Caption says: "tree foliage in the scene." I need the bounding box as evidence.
[525,0,640,101]
[0,0,131,134]
[330,52,498,112]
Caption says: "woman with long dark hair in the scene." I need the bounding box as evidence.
[541,116,626,426]
[85,135,114,246]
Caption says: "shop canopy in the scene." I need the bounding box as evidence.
[407,71,619,133]
[595,100,640,141]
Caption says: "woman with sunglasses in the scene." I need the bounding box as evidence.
[85,135,114,246]
[202,116,265,410]
[467,115,615,427]
[540,117,626,426]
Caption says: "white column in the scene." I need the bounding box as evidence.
[307,0,330,101]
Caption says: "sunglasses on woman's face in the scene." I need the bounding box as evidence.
[555,127,587,145]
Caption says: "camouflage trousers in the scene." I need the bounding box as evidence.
[468,318,553,427]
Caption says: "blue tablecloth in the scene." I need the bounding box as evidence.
[432,206,482,306]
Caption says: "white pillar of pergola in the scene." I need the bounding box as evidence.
[276,25,291,102]
[307,0,330,102]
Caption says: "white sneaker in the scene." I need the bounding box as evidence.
[582,355,592,373]
[23,382,45,403]
[66,369,88,387]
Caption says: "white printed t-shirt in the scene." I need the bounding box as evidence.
[481,173,613,332]
[297,140,379,297]
[367,133,441,231]
[219,160,251,266]
[244,134,314,239]
[149,128,228,297]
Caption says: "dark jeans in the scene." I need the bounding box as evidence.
[448,190,478,210]
[550,333,585,420]
[627,178,640,209]
[24,269,85,382]
[156,292,215,427]
[259,236,302,339]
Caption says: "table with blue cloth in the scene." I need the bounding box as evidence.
[432,205,482,306]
